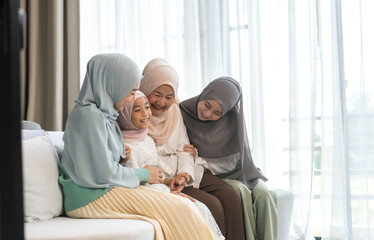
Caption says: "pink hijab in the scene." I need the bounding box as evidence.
[139,58,179,146]
[117,91,149,142]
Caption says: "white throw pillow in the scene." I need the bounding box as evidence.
[22,135,63,222]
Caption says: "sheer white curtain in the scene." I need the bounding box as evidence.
[286,0,374,239]
[80,0,228,101]
[80,0,374,239]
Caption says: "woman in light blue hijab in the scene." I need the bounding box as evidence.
[59,53,219,240]
[61,53,148,189]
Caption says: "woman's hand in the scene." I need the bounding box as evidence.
[120,146,132,164]
[144,165,163,184]
[174,172,190,185]
[163,178,172,186]
[125,146,131,161]
[183,144,197,159]
[169,172,190,192]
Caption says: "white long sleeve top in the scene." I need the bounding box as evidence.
[156,111,195,185]
[122,135,158,169]
[202,152,240,175]
[122,135,170,192]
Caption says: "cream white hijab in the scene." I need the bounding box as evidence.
[139,58,179,146]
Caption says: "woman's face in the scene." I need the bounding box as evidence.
[114,82,140,111]
[146,84,175,116]
[131,97,152,129]
[197,100,223,121]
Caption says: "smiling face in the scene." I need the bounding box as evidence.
[131,97,152,129]
[146,84,175,116]
[197,99,223,121]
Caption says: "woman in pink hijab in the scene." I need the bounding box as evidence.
[139,58,245,240]
[117,90,225,240]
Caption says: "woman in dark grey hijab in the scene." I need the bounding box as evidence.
[180,77,277,240]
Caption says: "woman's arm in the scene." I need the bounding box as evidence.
[175,119,195,182]
[62,110,142,189]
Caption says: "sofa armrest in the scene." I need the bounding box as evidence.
[273,189,294,240]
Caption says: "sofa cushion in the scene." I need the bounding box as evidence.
[24,217,154,240]
[21,120,46,141]
[21,129,46,140]
[46,131,64,160]
[21,120,42,130]
[22,134,63,222]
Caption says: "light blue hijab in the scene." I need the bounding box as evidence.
[61,53,142,188]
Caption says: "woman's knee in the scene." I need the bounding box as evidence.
[204,194,225,216]
[224,179,242,193]
[218,184,242,206]
[253,188,276,205]
[182,187,224,217]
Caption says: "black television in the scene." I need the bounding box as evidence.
[0,0,24,239]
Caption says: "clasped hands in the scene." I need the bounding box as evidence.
[144,165,189,189]
[165,172,190,192]
[164,172,195,202]
[144,166,195,201]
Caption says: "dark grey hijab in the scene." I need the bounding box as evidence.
[180,77,267,189]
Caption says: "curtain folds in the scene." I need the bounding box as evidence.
[288,0,374,239]
[24,0,80,131]
[247,0,266,173]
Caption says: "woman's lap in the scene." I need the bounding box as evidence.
[67,186,219,240]
[223,178,278,240]
[183,169,245,240]
[182,184,226,236]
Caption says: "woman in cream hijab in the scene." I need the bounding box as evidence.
[140,58,245,240]
[59,53,219,240]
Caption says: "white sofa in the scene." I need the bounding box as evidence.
[22,124,293,240]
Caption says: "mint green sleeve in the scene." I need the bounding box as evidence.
[134,168,150,183]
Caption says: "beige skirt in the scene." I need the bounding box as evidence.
[67,186,219,240]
